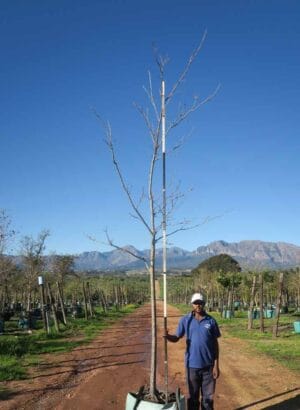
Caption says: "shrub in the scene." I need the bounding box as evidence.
[0,336,32,356]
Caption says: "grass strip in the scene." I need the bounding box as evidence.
[0,304,138,381]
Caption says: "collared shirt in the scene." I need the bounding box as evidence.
[176,312,221,369]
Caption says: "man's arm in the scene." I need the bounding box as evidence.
[213,338,220,379]
[164,316,185,343]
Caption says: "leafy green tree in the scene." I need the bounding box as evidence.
[193,254,241,276]
[192,254,242,311]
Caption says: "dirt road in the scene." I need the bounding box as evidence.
[1,303,299,409]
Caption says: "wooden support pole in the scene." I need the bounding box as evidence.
[259,273,264,333]
[248,275,257,330]
[39,282,48,332]
[47,283,59,332]
[56,281,67,325]
[273,272,284,338]
[86,282,94,318]
[82,281,89,320]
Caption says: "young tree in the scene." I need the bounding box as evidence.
[0,210,17,310]
[98,34,218,400]
[51,254,75,285]
[51,255,75,325]
[21,230,50,311]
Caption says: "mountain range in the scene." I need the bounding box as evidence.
[73,240,300,271]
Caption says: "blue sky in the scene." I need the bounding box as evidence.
[1,0,299,254]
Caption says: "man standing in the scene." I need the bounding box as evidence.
[165,293,221,410]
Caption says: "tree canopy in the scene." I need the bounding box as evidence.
[192,253,242,276]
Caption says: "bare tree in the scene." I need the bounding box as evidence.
[21,230,50,311]
[273,272,284,337]
[0,209,16,252]
[98,34,218,401]
[0,210,17,310]
[51,255,75,325]
[247,274,257,330]
[51,254,75,285]
[259,273,264,332]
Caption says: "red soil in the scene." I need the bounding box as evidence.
[0,302,299,409]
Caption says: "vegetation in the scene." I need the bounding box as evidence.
[162,255,300,315]
[192,254,242,275]
[1,210,300,387]
[162,254,300,374]
[0,303,138,382]
[192,254,242,314]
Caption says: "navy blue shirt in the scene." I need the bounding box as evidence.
[176,312,221,369]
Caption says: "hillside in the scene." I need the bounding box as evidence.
[72,240,300,271]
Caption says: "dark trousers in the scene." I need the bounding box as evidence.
[186,366,215,410]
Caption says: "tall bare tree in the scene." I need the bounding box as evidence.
[98,34,219,400]
[21,230,50,311]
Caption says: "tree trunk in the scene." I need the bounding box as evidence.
[149,242,157,398]
[82,281,89,320]
[47,283,59,332]
[57,281,67,325]
[273,272,284,337]
[86,282,94,318]
[99,289,107,313]
[113,285,119,311]
[248,275,257,330]
[26,286,31,312]
[259,273,264,333]
[39,282,48,331]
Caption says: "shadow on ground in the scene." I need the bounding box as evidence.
[263,394,300,409]
[235,388,300,410]
[0,388,17,401]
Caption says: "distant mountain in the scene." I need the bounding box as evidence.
[72,240,300,271]
[9,240,300,272]
[75,246,146,270]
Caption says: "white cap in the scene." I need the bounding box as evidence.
[191,293,205,304]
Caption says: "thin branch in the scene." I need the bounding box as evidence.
[152,42,169,80]
[88,232,150,269]
[142,71,160,122]
[169,128,195,153]
[94,109,153,236]
[133,102,156,144]
[106,133,152,235]
[166,30,207,103]
[156,213,224,243]
[166,83,221,134]
[105,230,149,269]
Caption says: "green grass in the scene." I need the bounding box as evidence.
[0,355,27,381]
[250,339,300,372]
[0,304,138,381]
[174,304,300,373]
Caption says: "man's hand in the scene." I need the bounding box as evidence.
[213,363,220,379]
[163,330,179,343]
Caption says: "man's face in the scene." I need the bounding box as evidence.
[192,300,205,314]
